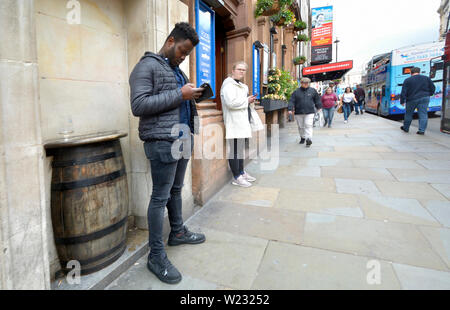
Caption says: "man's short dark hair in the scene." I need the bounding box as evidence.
[167,22,199,46]
[411,67,421,74]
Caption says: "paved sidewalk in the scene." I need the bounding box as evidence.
[107,112,450,290]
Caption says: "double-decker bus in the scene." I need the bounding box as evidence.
[363,41,444,117]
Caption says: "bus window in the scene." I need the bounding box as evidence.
[402,66,414,75]
[382,85,386,97]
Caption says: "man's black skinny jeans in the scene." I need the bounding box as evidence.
[143,135,193,259]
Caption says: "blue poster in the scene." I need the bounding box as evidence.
[253,44,261,99]
[195,0,216,98]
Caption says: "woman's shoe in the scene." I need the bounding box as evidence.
[242,171,256,182]
[232,175,252,187]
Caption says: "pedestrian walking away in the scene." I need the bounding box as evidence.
[354,84,366,114]
[288,77,322,147]
[400,67,436,135]
[129,22,206,285]
[220,61,259,188]
[339,87,357,124]
[321,86,339,128]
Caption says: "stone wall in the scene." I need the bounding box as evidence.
[0,0,195,284]
[0,0,50,289]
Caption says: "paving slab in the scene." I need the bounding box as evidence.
[333,146,394,153]
[375,181,448,201]
[392,263,450,289]
[215,185,280,208]
[251,241,401,290]
[187,201,305,245]
[431,184,450,200]
[302,213,448,271]
[352,159,425,170]
[274,190,363,218]
[305,158,355,167]
[257,175,336,193]
[388,169,450,184]
[418,226,450,269]
[335,178,381,195]
[318,151,383,160]
[378,152,426,160]
[415,152,450,160]
[421,200,450,227]
[106,255,220,290]
[417,160,450,170]
[358,195,440,227]
[164,228,268,290]
[322,167,395,181]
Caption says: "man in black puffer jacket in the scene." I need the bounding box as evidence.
[129,22,205,285]
[288,77,322,147]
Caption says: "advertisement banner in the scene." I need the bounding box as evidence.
[311,6,333,47]
[311,6,333,64]
[391,41,444,66]
[195,0,216,98]
[311,45,332,64]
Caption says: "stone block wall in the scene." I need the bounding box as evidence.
[0,0,50,289]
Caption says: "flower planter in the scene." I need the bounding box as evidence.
[260,1,280,16]
[262,99,289,113]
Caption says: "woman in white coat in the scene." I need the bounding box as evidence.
[220,61,258,187]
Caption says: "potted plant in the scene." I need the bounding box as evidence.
[293,56,307,65]
[296,33,309,42]
[293,20,307,31]
[270,8,295,27]
[254,0,279,18]
[263,68,298,112]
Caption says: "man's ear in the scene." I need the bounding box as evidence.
[166,36,175,48]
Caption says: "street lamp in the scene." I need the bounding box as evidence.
[334,38,340,62]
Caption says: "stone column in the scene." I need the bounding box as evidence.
[0,0,50,289]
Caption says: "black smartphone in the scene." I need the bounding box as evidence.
[196,83,214,102]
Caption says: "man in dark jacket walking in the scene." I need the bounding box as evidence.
[288,77,322,147]
[354,84,366,114]
[129,22,205,285]
[400,67,436,135]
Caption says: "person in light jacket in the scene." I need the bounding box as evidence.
[220,61,258,187]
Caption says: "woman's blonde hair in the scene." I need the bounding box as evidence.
[232,61,248,70]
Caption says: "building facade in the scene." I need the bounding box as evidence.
[0,0,310,289]
[438,0,449,41]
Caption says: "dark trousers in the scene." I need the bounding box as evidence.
[227,138,245,179]
[143,136,193,259]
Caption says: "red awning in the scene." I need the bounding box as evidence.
[303,60,353,75]
[301,60,353,82]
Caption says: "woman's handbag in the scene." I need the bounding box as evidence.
[249,105,264,132]
[337,104,343,114]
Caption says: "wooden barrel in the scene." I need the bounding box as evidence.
[49,138,129,275]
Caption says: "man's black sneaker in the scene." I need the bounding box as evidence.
[168,226,206,246]
[147,253,182,284]
[299,138,306,144]
[306,139,312,147]
[417,131,425,135]
[361,111,364,114]
[323,120,328,127]
[400,126,409,133]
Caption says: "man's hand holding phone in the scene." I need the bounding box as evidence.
[181,83,204,100]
